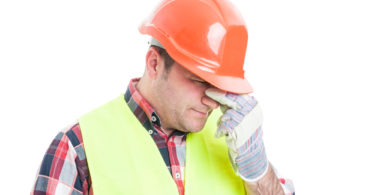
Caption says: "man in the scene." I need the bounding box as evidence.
[32,0,294,194]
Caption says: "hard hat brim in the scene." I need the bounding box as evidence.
[181,59,254,94]
[140,28,253,94]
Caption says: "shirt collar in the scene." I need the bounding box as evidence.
[124,78,161,127]
[124,78,188,138]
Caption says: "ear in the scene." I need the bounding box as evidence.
[145,47,163,79]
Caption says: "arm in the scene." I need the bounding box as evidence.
[31,123,91,195]
[244,164,284,195]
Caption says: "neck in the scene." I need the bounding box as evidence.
[135,77,174,136]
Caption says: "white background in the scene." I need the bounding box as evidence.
[1,0,374,194]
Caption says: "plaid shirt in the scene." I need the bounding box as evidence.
[32,78,294,195]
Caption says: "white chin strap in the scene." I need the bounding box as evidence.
[149,37,165,49]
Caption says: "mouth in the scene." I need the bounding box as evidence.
[191,109,208,117]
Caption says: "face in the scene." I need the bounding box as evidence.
[152,62,219,134]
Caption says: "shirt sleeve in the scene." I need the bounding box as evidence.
[31,123,91,195]
[280,179,295,195]
[273,164,295,195]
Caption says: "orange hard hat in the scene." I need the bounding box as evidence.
[139,0,253,94]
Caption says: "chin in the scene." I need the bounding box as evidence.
[184,120,207,133]
[179,111,209,133]
[187,127,204,133]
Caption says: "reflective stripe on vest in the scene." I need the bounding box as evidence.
[79,95,245,195]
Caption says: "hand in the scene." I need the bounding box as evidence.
[205,88,269,182]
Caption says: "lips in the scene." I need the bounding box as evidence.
[191,109,209,117]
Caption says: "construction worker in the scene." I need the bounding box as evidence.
[32,0,294,194]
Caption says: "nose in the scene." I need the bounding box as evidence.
[201,95,219,110]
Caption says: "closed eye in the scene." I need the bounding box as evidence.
[192,79,209,85]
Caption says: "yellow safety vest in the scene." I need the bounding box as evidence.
[79,95,245,194]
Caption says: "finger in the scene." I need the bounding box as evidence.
[216,120,236,138]
[223,109,244,124]
[220,104,230,113]
[205,88,239,109]
[226,93,254,108]
[219,113,231,122]
[215,126,227,138]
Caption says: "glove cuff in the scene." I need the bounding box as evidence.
[235,128,268,181]
[239,161,269,183]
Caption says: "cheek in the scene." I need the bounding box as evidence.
[163,86,194,118]
[165,76,206,111]
[180,85,204,107]
[167,79,194,100]
[161,83,184,111]
[186,84,207,102]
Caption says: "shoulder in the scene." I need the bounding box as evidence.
[33,122,91,194]
[61,122,84,149]
[42,121,89,176]
[58,122,89,179]
[47,122,85,160]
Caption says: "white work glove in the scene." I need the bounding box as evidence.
[205,88,269,182]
